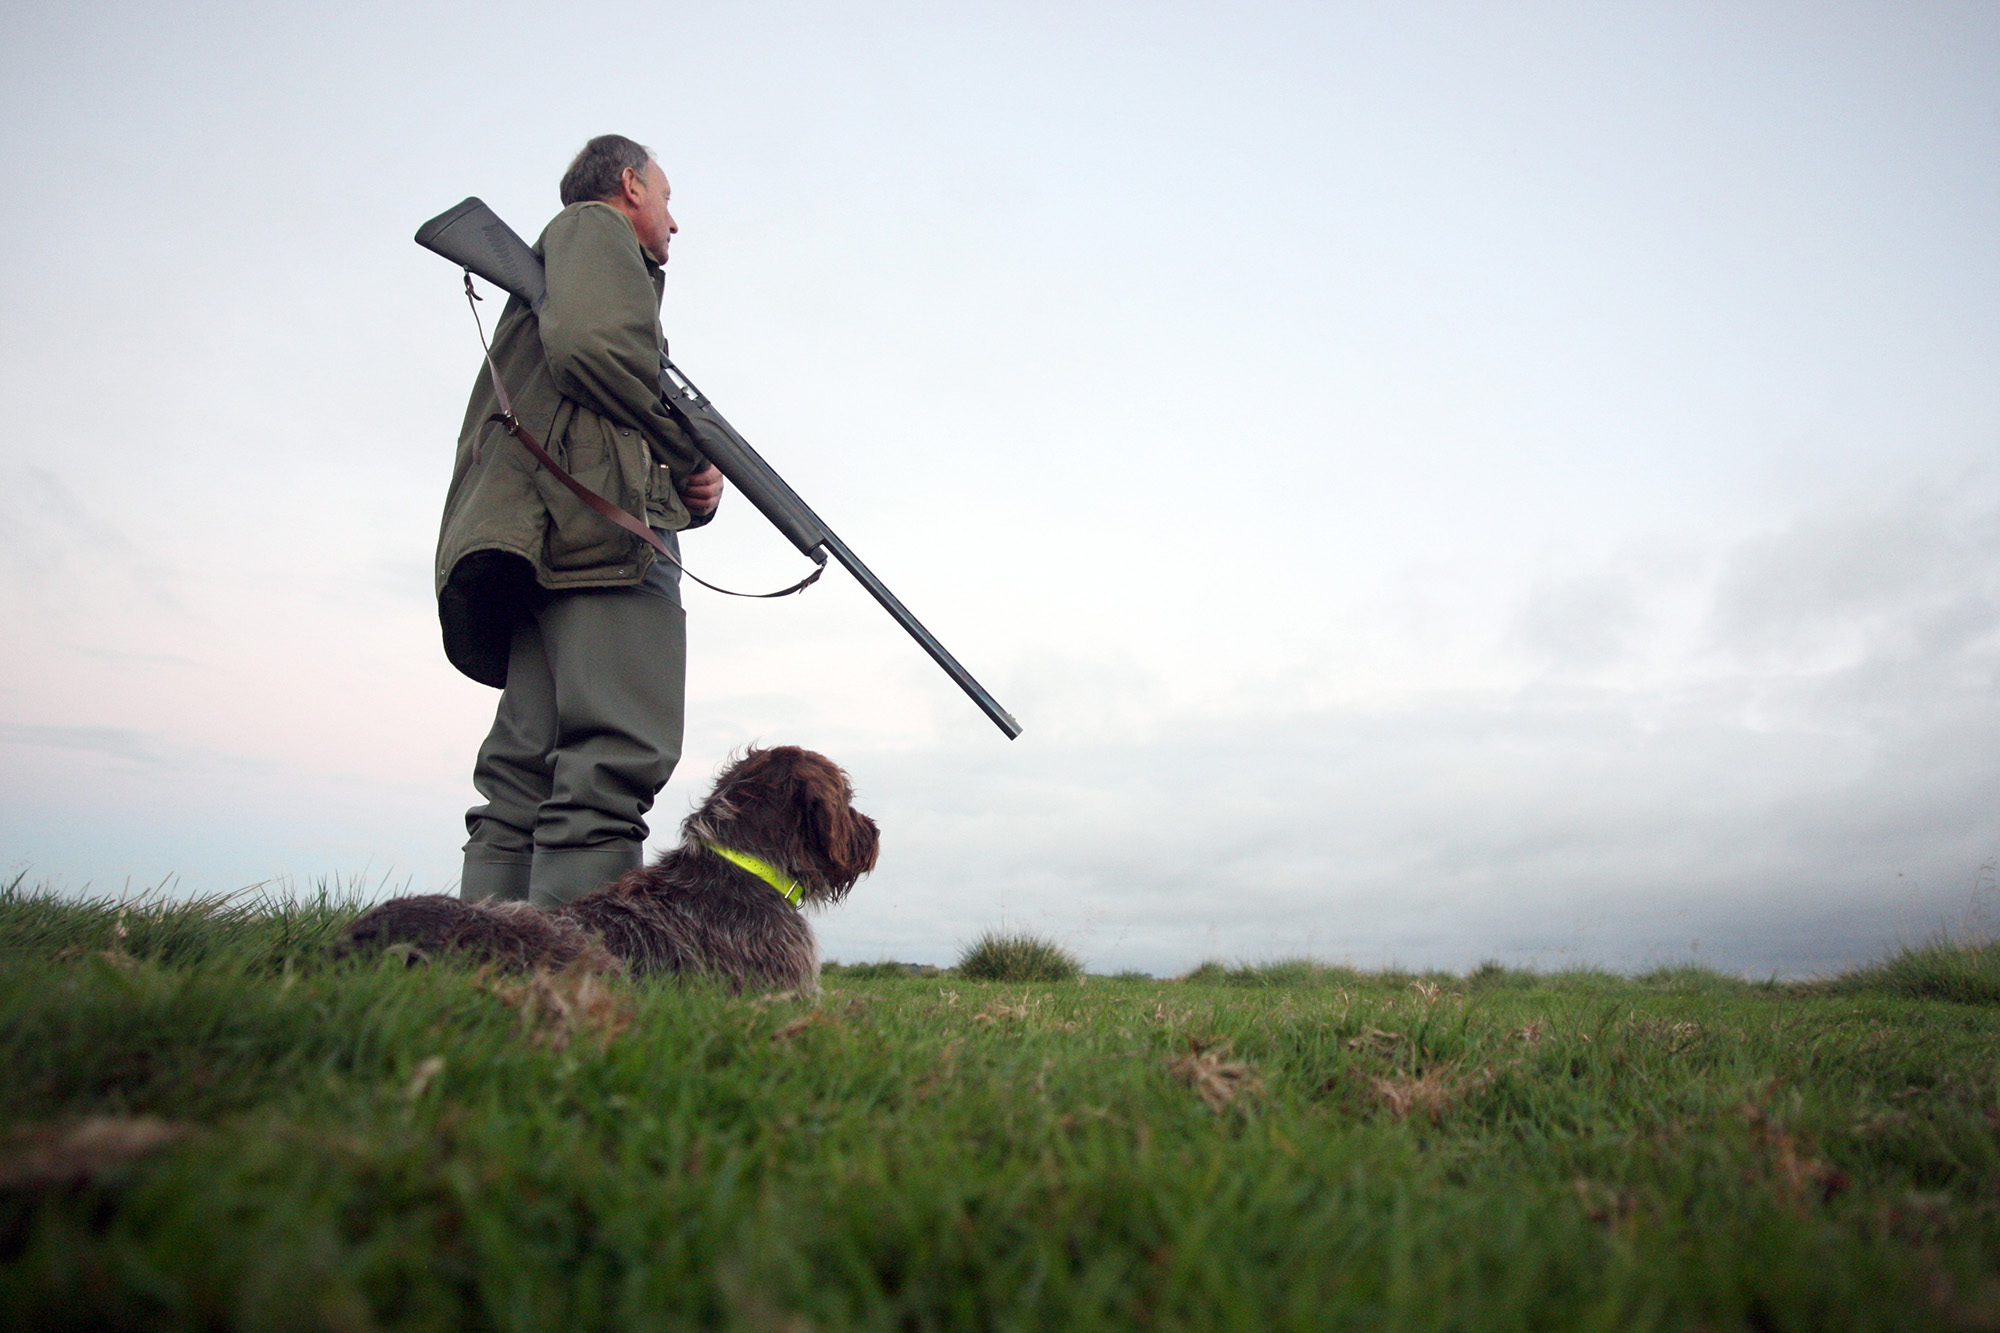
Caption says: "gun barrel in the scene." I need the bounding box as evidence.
[664,359,1021,739]
[820,531,1024,739]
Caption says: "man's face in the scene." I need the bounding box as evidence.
[624,159,678,263]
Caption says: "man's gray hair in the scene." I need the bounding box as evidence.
[560,135,655,206]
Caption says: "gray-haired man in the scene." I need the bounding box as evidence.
[435,134,724,906]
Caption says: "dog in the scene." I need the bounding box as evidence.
[341,746,879,994]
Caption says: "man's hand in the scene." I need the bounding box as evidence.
[679,464,724,517]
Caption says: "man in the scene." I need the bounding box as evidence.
[435,134,725,907]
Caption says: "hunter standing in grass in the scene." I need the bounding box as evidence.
[435,135,725,907]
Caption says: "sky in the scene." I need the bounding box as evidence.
[2,1,1997,976]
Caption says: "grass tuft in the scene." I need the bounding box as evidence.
[0,877,363,971]
[1828,934,2000,1004]
[1181,958,1371,987]
[954,929,1081,982]
[822,960,941,979]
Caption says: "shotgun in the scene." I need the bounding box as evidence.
[416,197,1021,740]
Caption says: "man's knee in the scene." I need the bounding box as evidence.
[498,588,682,849]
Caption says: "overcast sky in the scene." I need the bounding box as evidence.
[3,1,1997,975]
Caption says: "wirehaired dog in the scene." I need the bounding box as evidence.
[341,746,879,994]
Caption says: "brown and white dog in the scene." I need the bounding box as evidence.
[341,746,879,993]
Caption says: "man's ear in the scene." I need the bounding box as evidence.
[620,165,645,205]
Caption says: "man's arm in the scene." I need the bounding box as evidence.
[538,203,706,481]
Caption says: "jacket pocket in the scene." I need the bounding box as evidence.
[539,407,642,575]
[644,458,691,530]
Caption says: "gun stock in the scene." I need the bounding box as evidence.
[415,197,1022,740]
[416,198,548,314]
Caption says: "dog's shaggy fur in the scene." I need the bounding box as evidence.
[341,746,879,993]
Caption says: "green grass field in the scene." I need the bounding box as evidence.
[1,884,1997,1332]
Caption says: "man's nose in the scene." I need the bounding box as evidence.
[665,209,678,235]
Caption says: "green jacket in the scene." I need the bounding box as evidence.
[435,201,709,687]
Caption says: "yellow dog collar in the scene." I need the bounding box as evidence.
[705,843,804,907]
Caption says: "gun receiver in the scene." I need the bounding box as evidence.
[416,197,1022,740]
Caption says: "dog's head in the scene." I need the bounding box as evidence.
[683,746,880,904]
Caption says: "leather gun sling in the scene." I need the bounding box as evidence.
[464,274,821,601]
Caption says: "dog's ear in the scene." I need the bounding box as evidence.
[829,806,881,880]
[799,762,880,879]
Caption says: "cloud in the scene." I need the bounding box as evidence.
[0,723,169,766]
[817,487,2000,977]
[1706,485,2000,669]
[1510,574,1646,669]
[0,467,193,633]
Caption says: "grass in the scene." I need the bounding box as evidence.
[1826,935,2000,1005]
[0,886,1995,1331]
[954,929,1082,982]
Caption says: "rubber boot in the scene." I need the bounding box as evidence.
[461,852,532,903]
[528,842,643,909]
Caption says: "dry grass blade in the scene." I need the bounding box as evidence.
[1770,1131,1847,1206]
[1346,1027,1403,1054]
[0,1117,193,1189]
[972,998,1031,1025]
[488,963,633,1051]
[1167,1040,1265,1113]
[1737,1102,1849,1207]
[772,1009,832,1041]
[916,1038,964,1097]
[1370,1065,1495,1122]
[1572,1177,1641,1230]
[402,1056,446,1102]
[1630,1019,1704,1053]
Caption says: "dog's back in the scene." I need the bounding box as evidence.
[570,849,820,992]
[340,894,620,973]
[339,865,817,992]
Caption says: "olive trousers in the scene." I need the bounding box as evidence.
[460,585,686,908]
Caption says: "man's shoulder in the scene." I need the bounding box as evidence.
[550,199,626,227]
[542,200,640,254]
